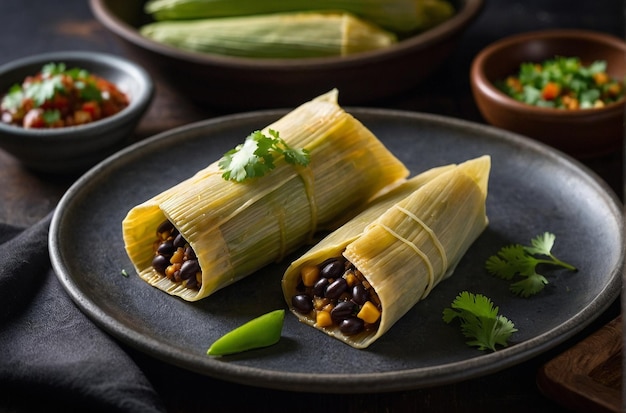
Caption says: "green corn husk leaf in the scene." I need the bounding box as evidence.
[144,0,455,33]
[282,156,490,348]
[122,89,409,301]
[140,11,397,58]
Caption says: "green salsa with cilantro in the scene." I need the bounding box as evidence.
[497,56,626,110]
[1,62,129,128]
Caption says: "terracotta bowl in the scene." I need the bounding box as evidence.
[0,51,154,174]
[90,0,483,111]
[470,29,626,159]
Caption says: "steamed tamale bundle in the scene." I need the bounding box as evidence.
[282,156,491,348]
[143,0,456,34]
[122,89,409,301]
[140,11,397,58]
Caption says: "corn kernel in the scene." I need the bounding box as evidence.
[562,95,579,110]
[170,247,184,264]
[300,265,320,287]
[607,82,623,97]
[165,263,181,279]
[357,301,381,324]
[314,297,330,310]
[315,310,333,327]
[344,270,358,287]
[593,72,609,86]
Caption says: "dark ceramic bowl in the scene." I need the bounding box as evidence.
[470,29,626,158]
[0,51,154,174]
[90,0,483,111]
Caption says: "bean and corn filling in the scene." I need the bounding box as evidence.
[291,256,382,336]
[152,220,202,290]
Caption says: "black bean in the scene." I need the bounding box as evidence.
[152,255,170,274]
[185,276,197,289]
[352,284,369,305]
[157,240,175,256]
[292,294,313,314]
[331,300,355,322]
[179,259,200,280]
[173,233,187,248]
[319,257,341,268]
[340,317,365,335]
[312,277,329,297]
[157,220,174,235]
[184,246,196,259]
[295,279,306,293]
[325,277,347,299]
[320,258,344,279]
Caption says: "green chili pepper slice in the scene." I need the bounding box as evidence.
[207,309,285,356]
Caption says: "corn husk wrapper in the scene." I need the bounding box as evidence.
[143,0,456,33]
[140,12,397,58]
[282,156,490,348]
[122,90,409,301]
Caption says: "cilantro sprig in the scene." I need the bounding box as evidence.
[443,291,517,352]
[485,232,577,297]
[219,129,310,182]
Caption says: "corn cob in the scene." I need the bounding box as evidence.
[140,11,397,58]
[143,0,455,33]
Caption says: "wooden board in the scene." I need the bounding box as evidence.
[537,316,623,413]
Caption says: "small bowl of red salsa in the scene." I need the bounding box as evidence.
[1,62,131,129]
[0,51,154,174]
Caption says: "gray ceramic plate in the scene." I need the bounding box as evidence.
[49,109,623,393]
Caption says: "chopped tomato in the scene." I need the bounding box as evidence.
[541,82,560,100]
[81,101,101,120]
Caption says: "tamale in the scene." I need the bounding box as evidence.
[282,156,490,348]
[140,12,397,58]
[143,0,456,33]
[122,89,409,301]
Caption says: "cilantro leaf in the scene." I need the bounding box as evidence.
[77,80,103,102]
[219,129,310,182]
[443,291,517,351]
[41,62,66,76]
[219,134,265,182]
[42,109,61,125]
[1,84,24,111]
[509,272,549,297]
[485,232,577,297]
[27,75,65,106]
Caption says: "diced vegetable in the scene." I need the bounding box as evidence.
[497,56,626,109]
